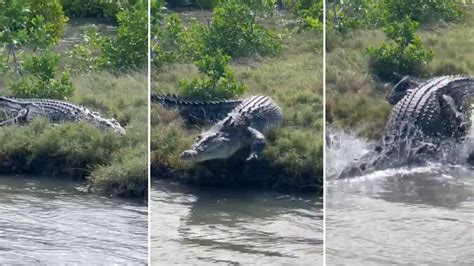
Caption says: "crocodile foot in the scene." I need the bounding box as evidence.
[0,109,28,126]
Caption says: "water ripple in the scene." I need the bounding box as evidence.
[0,176,148,264]
[151,180,322,265]
[326,127,474,265]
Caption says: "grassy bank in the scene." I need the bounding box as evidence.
[0,19,147,199]
[327,7,474,139]
[152,10,323,193]
[0,72,148,198]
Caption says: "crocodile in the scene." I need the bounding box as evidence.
[153,94,283,162]
[338,75,474,178]
[0,97,126,134]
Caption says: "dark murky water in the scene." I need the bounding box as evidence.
[0,176,147,264]
[326,129,474,265]
[151,180,323,265]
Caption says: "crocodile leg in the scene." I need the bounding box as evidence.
[441,95,466,120]
[245,126,266,161]
[0,108,28,126]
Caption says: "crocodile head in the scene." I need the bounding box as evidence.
[93,116,126,135]
[83,109,126,134]
[337,146,397,179]
[180,123,242,162]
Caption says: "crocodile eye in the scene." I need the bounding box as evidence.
[195,135,202,141]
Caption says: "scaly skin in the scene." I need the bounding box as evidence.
[0,97,125,134]
[339,75,474,179]
[151,94,242,124]
[153,94,283,162]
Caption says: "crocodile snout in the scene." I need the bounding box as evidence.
[116,127,126,135]
[180,150,198,162]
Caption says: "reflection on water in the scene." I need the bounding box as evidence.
[326,128,474,265]
[0,175,148,264]
[151,180,323,265]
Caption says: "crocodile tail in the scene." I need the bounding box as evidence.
[151,93,242,123]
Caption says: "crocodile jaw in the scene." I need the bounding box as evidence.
[114,126,126,135]
[95,121,126,135]
[180,149,231,162]
[180,145,240,162]
[180,139,242,162]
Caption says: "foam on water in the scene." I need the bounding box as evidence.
[325,127,373,179]
[325,113,474,265]
[326,111,473,181]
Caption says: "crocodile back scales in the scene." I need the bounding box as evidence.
[383,76,474,145]
[226,95,283,133]
[151,94,242,123]
[0,96,125,134]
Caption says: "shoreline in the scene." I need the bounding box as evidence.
[0,173,147,201]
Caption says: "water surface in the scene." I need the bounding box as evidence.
[326,129,474,265]
[151,180,322,265]
[0,175,148,264]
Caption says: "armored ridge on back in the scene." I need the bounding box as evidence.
[338,75,474,179]
[151,94,243,123]
[0,97,126,134]
[152,94,283,162]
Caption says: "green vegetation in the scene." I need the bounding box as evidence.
[71,1,148,71]
[327,1,474,139]
[154,0,286,99]
[327,0,465,33]
[0,1,147,199]
[382,0,464,24]
[198,0,283,58]
[152,1,323,193]
[367,18,434,81]
[154,0,322,67]
[61,0,126,21]
[30,0,69,42]
[0,72,148,198]
[154,0,283,65]
[179,50,246,99]
[71,72,147,197]
[0,0,72,98]
[9,52,74,98]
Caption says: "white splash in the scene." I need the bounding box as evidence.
[326,112,473,181]
[325,126,373,180]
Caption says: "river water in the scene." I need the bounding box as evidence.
[326,129,474,265]
[0,175,148,264]
[151,180,323,265]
